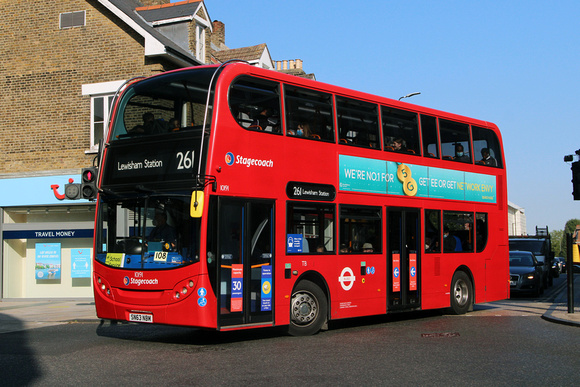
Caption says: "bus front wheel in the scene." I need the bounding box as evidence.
[450,271,473,315]
[289,280,327,336]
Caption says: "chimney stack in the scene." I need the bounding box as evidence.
[211,20,226,49]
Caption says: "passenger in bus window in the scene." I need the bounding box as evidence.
[169,118,180,132]
[142,112,167,134]
[316,244,326,253]
[339,244,350,253]
[443,226,462,252]
[252,108,279,132]
[362,243,374,253]
[454,144,470,162]
[288,122,311,137]
[251,108,269,131]
[479,148,497,167]
[393,137,407,152]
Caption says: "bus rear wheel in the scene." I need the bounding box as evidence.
[289,280,327,336]
[450,271,472,315]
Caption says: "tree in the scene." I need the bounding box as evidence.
[560,218,580,258]
[551,229,563,257]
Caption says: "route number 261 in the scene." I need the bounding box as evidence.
[176,151,195,170]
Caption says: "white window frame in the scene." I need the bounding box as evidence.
[82,80,126,153]
[196,24,206,62]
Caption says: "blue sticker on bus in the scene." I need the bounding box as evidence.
[261,265,272,311]
[287,234,304,253]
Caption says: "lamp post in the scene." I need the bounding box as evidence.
[398,92,421,101]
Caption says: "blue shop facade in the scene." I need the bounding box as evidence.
[0,173,95,299]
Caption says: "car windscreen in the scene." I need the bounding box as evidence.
[509,253,535,266]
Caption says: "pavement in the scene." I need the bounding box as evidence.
[1,275,579,334]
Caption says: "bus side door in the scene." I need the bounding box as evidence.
[387,207,421,311]
[215,198,275,328]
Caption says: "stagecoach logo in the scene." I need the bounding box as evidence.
[224,151,274,168]
[225,152,235,166]
[123,275,159,286]
[338,267,356,291]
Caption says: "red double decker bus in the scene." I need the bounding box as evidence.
[93,62,508,335]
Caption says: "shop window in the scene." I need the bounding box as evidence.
[287,202,335,253]
[339,205,382,253]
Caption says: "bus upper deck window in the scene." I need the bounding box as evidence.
[284,86,335,142]
[439,119,471,163]
[472,126,502,168]
[381,106,420,155]
[420,115,439,158]
[229,76,281,133]
[336,97,380,149]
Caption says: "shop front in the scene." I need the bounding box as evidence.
[1,174,95,299]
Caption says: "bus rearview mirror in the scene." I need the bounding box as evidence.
[190,190,204,218]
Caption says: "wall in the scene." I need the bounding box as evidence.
[0,0,174,174]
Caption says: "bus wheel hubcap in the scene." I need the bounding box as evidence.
[291,291,318,325]
[454,279,468,306]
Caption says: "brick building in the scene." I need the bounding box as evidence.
[0,0,310,299]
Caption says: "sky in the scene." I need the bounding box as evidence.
[175,0,580,233]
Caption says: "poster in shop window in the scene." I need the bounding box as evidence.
[35,243,61,280]
[71,248,91,278]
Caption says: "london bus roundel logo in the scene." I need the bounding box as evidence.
[339,267,356,291]
[225,152,234,166]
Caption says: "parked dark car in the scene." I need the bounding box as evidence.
[509,237,553,289]
[509,251,543,296]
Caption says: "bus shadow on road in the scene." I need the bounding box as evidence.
[0,313,42,385]
[94,309,451,344]
[95,319,288,345]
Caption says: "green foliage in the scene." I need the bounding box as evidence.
[560,219,580,258]
[551,229,563,257]
[565,219,580,234]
